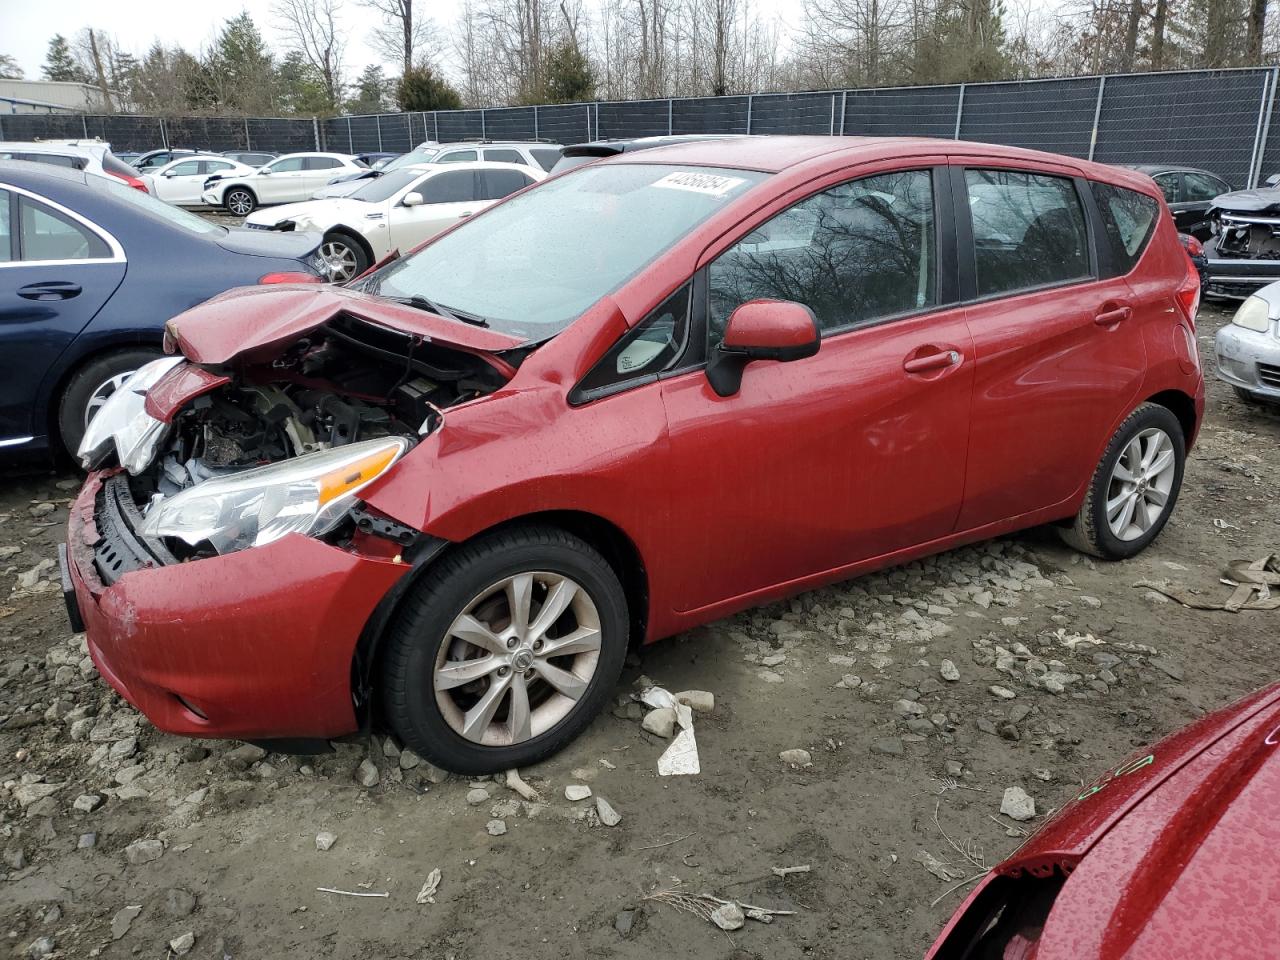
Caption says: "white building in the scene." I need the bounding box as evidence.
[0,79,125,114]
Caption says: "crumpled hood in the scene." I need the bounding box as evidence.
[1210,185,1280,214]
[164,284,525,366]
[245,198,367,230]
[1007,681,1280,959]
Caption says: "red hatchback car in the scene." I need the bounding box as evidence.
[925,681,1280,959]
[63,137,1204,773]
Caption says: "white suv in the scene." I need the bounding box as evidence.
[0,140,148,191]
[313,141,563,199]
[201,152,366,215]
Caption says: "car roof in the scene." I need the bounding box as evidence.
[0,158,93,186]
[1122,163,1222,178]
[0,141,107,156]
[608,135,1160,189]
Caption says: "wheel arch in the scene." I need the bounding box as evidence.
[1144,388,1199,449]
[351,508,650,728]
[42,336,164,454]
[223,183,257,206]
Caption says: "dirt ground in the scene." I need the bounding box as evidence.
[1,303,1277,960]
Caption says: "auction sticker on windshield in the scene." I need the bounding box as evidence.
[652,171,749,197]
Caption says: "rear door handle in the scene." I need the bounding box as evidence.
[1095,306,1132,326]
[904,350,961,374]
[18,282,82,301]
[458,211,473,218]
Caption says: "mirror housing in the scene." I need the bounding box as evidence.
[706,299,820,397]
[402,191,424,207]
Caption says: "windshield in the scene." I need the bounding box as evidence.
[386,147,441,170]
[101,176,224,235]
[351,169,423,203]
[358,163,767,339]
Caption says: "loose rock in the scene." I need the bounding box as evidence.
[779,748,812,765]
[354,757,380,787]
[124,838,164,864]
[595,796,622,827]
[565,784,592,802]
[641,707,676,739]
[170,931,196,956]
[165,889,197,918]
[486,819,507,836]
[111,905,142,940]
[315,831,338,852]
[939,659,960,682]
[711,901,745,931]
[1000,786,1036,822]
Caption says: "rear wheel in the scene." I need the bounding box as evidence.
[58,348,163,458]
[1059,403,1185,559]
[318,233,369,283]
[381,526,628,775]
[224,188,256,216]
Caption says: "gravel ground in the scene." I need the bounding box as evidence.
[1,303,1277,960]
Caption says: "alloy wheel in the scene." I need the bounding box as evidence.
[319,240,359,282]
[84,370,135,427]
[227,190,253,215]
[433,571,603,746]
[1105,427,1177,541]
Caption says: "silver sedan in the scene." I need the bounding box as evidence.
[1214,281,1280,404]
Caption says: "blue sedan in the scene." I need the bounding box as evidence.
[0,161,325,458]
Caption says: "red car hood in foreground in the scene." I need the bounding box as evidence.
[163,284,526,365]
[928,681,1280,959]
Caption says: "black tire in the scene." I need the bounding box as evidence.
[58,348,164,459]
[381,526,629,775]
[224,187,256,216]
[1059,402,1186,560]
[319,233,370,283]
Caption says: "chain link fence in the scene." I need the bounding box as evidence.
[3,67,1278,187]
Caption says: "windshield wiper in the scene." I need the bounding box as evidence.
[386,294,489,327]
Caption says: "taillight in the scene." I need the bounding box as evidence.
[1175,253,1201,330]
[258,272,323,285]
[1181,234,1204,257]
[106,169,149,193]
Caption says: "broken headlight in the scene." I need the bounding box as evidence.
[139,436,410,555]
[77,356,185,473]
[1231,295,1273,333]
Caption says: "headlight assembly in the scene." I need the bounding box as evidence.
[1231,295,1273,333]
[140,436,410,555]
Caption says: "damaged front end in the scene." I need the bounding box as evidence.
[1204,186,1280,298]
[77,308,514,581]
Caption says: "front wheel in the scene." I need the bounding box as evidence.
[224,188,256,216]
[381,526,629,774]
[1058,403,1185,559]
[318,234,369,283]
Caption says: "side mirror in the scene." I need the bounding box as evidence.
[706,299,820,398]
[259,167,272,175]
[402,192,424,207]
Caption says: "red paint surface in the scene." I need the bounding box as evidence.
[722,299,820,350]
[926,683,1280,959]
[67,473,407,739]
[70,138,1206,743]
[143,362,229,423]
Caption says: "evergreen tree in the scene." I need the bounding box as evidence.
[345,64,389,113]
[0,54,22,79]
[276,50,333,115]
[207,13,277,113]
[538,40,594,103]
[43,34,89,82]
[397,65,462,111]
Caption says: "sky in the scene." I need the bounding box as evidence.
[0,0,813,83]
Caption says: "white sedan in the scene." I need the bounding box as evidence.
[201,153,367,216]
[141,155,256,206]
[244,161,545,282]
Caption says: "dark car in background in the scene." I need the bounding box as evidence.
[131,149,203,173]
[549,135,746,173]
[1124,164,1231,240]
[222,150,277,167]
[0,161,323,458]
[1201,182,1280,299]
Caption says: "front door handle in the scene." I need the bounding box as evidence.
[1095,306,1132,326]
[18,282,82,301]
[904,350,961,374]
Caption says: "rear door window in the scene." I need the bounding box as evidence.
[17,196,110,261]
[482,148,526,165]
[1152,173,1181,204]
[479,169,534,200]
[1182,172,1228,202]
[437,150,478,163]
[530,148,562,172]
[964,169,1091,297]
[1092,181,1160,275]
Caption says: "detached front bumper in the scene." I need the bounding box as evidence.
[65,471,409,740]
[1214,323,1280,400]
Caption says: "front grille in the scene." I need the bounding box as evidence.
[93,475,175,586]
[1259,363,1280,388]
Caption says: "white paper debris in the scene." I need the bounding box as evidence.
[641,686,701,775]
[415,868,442,904]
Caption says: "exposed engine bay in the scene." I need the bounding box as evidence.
[87,314,515,575]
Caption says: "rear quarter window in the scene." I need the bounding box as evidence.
[1092,181,1160,275]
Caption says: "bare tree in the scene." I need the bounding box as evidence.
[77,28,116,112]
[1246,0,1269,60]
[361,0,435,75]
[274,0,347,110]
